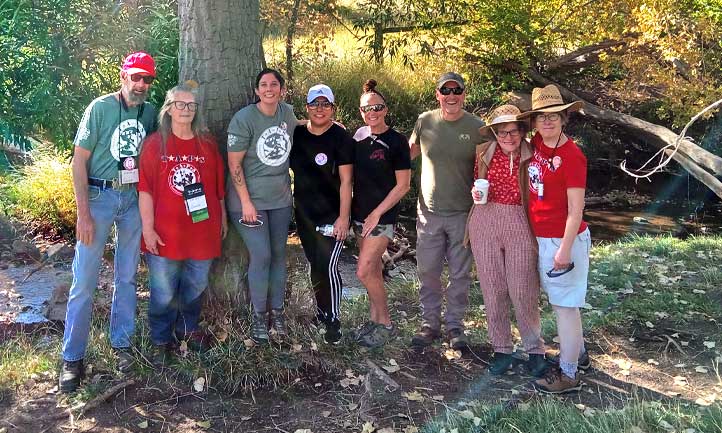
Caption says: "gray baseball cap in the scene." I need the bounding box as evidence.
[436,72,465,90]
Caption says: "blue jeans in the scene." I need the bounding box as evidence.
[230,206,292,313]
[62,186,141,362]
[145,254,212,345]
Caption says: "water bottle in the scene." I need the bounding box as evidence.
[316,224,335,237]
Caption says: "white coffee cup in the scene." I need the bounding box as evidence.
[474,179,489,204]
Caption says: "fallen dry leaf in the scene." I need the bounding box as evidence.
[458,409,475,419]
[703,341,716,349]
[404,391,424,402]
[196,420,211,429]
[293,430,314,433]
[193,377,206,392]
[291,344,303,353]
[444,349,462,361]
[647,359,659,366]
[695,366,709,374]
[673,376,688,386]
[402,427,418,433]
[321,411,331,418]
[645,321,654,329]
[361,421,375,433]
[138,420,149,429]
[431,395,444,401]
[243,338,255,348]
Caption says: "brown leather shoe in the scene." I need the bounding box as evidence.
[533,367,582,394]
[411,325,441,347]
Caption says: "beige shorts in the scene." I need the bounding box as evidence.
[537,228,591,308]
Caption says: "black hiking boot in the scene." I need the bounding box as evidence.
[59,359,84,393]
[526,354,549,377]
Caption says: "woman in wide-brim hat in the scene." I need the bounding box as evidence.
[466,104,548,377]
[520,84,591,394]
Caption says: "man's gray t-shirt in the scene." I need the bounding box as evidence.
[410,109,484,215]
[74,93,158,180]
[226,102,298,212]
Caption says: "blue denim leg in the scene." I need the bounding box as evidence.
[146,255,212,343]
[175,259,212,338]
[146,254,182,345]
[109,189,141,348]
[62,187,128,361]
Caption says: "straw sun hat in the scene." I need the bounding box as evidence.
[478,104,526,137]
[517,84,583,119]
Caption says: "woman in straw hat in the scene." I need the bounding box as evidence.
[518,84,591,394]
[467,105,548,377]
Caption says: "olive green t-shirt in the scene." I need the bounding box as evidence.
[226,102,298,212]
[74,93,158,180]
[410,109,485,215]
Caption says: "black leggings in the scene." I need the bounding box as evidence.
[295,209,343,323]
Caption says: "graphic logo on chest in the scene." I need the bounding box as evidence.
[111,119,146,161]
[168,163,201,196]
[369,149,386,161]
[315,153,328,165]
[257,126,291,167]
[528,162,542,193]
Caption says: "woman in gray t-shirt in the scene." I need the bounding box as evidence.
[227,69,298,343]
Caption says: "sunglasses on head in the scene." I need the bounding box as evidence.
[360,104,386,113]
[307,101,334,110]
[439,86,464,95]
[129,74,155,84]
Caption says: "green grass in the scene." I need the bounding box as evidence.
[422,398,722,433]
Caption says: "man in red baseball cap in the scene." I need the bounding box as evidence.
[59,51,159,393]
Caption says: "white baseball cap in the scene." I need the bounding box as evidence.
[306,84,335,104]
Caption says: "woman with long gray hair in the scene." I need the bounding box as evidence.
[138,82,227,364]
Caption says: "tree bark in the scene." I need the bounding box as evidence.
[285,0,302,98]
[178,0,264,306]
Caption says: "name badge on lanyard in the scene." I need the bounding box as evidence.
[183,182,209,223]
[118,155,139,184]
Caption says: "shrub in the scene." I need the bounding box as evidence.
[5,146,76,236]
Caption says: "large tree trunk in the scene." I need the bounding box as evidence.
[178,0,263,306]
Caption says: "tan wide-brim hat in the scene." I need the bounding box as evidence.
[479,104,527,137]
[517,84,583,119]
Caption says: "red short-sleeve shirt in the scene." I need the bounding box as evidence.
[527,133,587,238]
[138,132,226,260]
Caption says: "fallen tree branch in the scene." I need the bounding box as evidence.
[365,359,400,392]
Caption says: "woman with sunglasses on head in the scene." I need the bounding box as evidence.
[138,82,227,364]
[518,85,590,394]
[227,69,298,343]
[350,79,411,348]
[290,84,354,345]
[467,105,547,377]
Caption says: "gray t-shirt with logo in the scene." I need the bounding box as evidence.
[410,109,484,215]
[74,93,158,180]
[226,102,298,212]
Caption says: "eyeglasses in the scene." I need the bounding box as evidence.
[535,113,561,122]
[171,101,199,111]
[495,129,521,138]
[307,101,334,110]
[360,104,386,113]
[129,74,155,85]
[439,86,464,96]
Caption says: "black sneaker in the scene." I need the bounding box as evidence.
[324,320,342,345]
[59,359,84,393]
[411,325,441,348]
[547,350,591,371]
[251,311,270,344]
[488,352,513,375]
[114,348,134,374]
[526,354,549,377]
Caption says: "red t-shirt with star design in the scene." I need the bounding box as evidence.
[138,132,225,260]
[487,146,522,205]
[527,132,587,238]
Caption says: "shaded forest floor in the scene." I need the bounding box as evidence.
[0,218,720,432]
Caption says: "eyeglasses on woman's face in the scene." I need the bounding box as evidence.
[360,104,386,113]
[535,113,561,122]
[307,101,334,110]
[170,101,199,112]
[495,128,521,138]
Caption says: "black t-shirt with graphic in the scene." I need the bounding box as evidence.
[291,123,354,225]
[352,126,411,224]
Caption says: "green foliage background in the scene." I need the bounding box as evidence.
[0,0,179,149]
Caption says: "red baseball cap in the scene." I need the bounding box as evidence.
[121,52,156,77]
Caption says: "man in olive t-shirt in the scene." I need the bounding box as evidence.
[409,72,484,350]
[59,52,158,393]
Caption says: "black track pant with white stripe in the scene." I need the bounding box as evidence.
[295,209,343,324]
